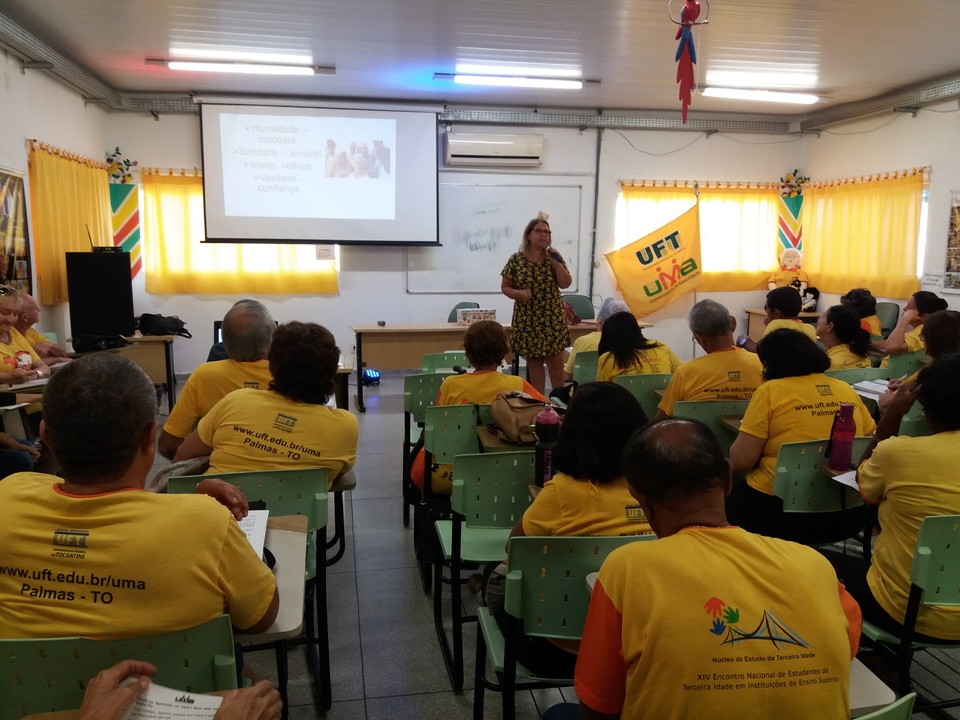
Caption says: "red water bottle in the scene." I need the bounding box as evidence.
[534,404,561,488]
[827,403,857,471]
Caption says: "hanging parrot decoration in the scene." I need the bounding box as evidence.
[675,0,701,123]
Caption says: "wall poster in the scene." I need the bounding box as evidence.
[0,168,32,294]
[944,192,960,292]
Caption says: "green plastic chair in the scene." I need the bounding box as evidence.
[875,301,901,339]
[562,294,595,321]
[856,693,916,719]
[416,404,483,593]
[474,535,653,720]
[861,515,960,705]
[422,351,469,373]
[898,402,930,438]
[40,330,58,344]
[672,399,751,454]
[886,350,929,378]
[571,349,599,386]
[432,451,535,690]
[0,615,237,720]
[615,373,672,420]
[169,468,331,711]
[447,301,480,323]
[825,367,890,384]
[402,372,447,526]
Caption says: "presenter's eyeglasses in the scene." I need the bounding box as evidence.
[532,229,552,235]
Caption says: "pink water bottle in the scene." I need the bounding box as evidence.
[827,403,857,471]
[534,404,561,487]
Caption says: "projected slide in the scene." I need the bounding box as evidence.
[220,114,397,220]
[201,104,439,245]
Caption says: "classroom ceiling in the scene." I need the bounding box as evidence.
[2,0,960,130]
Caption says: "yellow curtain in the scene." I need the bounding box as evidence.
[142,171,338,295]
[801,172,923,298]
[28,141,111,304]
[619,183,778,291]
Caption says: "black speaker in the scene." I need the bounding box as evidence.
[65,252,136,337]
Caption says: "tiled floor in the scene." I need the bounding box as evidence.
[156,372,960,719]
[157,372,574,719]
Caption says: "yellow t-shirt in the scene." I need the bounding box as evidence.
[880,325,924,369]
[825,344,871,370]
[164,359,273,438]
[0,328,40,373]
[767,268,809,289]
[198,388,358,488]
[0,474,276,639]
[576,527,860,720]
[563,331,601,375]
[739,374,876,495]
[23,326,47,346]
[762,318,818,343]
[658,347,763,415]
[862,315,883,337]
[858,431,960,639]
[521,474,652,537]
[437,369,543,406]
[596,342,682,381]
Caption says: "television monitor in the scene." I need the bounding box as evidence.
[65,252,135,337]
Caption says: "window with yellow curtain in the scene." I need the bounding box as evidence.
[801,172,923,298]
[616,183,779,292]
[142,170,338,294]
[27,141,112,305]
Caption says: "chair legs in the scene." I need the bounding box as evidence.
[326,491,348,566]
[433,552,465,690]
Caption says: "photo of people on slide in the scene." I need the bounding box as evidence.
[325,138,391,179]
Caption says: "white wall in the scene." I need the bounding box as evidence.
[7,58,960,374]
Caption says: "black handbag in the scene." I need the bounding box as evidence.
[138,313,192,338]
[71,334,131,353]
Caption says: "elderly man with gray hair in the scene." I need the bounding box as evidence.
[158,299,275,459]
[562,297,631,383]
[655,299,763,419]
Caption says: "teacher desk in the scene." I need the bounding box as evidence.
[351,322,602,412]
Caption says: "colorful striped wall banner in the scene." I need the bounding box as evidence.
[777,194,803,253]
[110,184,142,278]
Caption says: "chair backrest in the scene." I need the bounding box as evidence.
[447,301,480,323]
[403,372,446,422]
[898,402,930,438]
[562,294,595,321]
[910,516,960,606]
[422,351,469,373]
[40,330,59,344]
[169,468,328,577]
[572,350,599,385]
[423,404,482,464]
[856,693,916,720]
[825,367,890,385]
[772,437,871,513]
[0,615,237,720]
[451,451,535,527]
[504,536,652,639]
[672,399,751,454]
[615,373,673,420]
[476,402,493,427]
[886,350,929,378]
[875,302,901,338]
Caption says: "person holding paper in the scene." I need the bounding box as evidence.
[77,660,282,720]
[0,354,279,640]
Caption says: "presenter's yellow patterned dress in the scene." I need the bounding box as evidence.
[501,252,570,358]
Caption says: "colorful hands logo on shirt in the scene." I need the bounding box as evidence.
[704,596,811,649]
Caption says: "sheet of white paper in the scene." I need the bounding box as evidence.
[237,509,269,557]
[120,681,222,720]
[854,380,890,395]
[832,470,859,491]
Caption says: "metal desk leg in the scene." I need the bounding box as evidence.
[164,339,177,413]
[355,331,366,412]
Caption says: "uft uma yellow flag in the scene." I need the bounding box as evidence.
[605,203,702,317]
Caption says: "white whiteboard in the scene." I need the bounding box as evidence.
[405,183,582,294]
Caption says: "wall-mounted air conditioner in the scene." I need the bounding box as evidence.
[444,133,544,167]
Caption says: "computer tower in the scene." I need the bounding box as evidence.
[65,252,136,337]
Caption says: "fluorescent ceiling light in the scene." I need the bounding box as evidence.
[702,87,819,105]
[435,73,583,90]
[146,59,332,76]
[705,70,818,89]
[169,48,314,65]
[455,63,581,78]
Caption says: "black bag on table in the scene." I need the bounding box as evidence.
[71,333,131,353]
[138,313,192,338]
